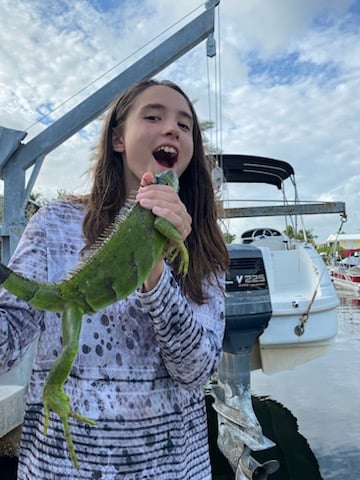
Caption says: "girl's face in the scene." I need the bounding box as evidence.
[112,85,194,191]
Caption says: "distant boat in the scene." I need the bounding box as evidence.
[329,254,360,296]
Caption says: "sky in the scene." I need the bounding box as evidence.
[0,0,359,243]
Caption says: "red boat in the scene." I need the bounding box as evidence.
[329,256,360,295]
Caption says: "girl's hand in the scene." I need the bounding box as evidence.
[136,173,192,290]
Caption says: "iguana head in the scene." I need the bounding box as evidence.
[154,170,179,192]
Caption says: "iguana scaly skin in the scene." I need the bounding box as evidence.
[0,170,189,468]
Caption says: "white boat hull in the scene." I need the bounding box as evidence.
[250,240,339,372]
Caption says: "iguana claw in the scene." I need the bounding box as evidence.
[43,385,95,469]
[154,216,189,275]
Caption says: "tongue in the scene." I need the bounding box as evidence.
[153,150,176,168]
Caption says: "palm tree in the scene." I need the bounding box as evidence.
[283,225,316,245]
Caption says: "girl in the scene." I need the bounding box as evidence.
[0,78,228,479]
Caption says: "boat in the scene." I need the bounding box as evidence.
[206,154,343,479]
[329,255,360,296]
[240,227,339,372]
[218,154,341,373]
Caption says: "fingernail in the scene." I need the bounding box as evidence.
[140,198,151,207]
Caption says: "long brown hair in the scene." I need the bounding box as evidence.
[83,78,228,304]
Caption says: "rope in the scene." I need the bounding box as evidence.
[294,217,345,337]
[294,261,327,336]
[329,212,348,265]
[206,4,223,156]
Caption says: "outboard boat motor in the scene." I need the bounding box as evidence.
[211,244,279,479]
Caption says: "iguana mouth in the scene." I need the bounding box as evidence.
[153,146,178,168]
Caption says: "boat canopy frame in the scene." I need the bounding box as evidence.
[217,154,346,220]
[220,154,295,189]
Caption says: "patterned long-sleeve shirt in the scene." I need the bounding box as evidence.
[0,199,225,479]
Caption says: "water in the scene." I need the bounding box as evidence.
[248,292,360,479]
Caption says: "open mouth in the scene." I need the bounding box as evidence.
[153,146,178,168]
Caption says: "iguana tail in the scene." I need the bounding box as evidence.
[0,263,65,312]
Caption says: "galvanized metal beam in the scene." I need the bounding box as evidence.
[224,202,346,219]
[0,127,27,172]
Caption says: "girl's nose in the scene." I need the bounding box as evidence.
[162,120,180,138]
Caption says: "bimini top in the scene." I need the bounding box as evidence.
[218,154,295,189]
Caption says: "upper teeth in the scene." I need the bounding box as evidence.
[156,146,177,154]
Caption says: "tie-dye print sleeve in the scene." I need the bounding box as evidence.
[0,209,48,374]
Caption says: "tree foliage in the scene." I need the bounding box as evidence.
[283,225,317,245]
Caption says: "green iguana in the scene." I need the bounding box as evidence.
[0,169,189,468]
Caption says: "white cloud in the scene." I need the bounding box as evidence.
[0,0,359,243]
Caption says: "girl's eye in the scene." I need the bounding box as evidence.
[179,122,191,131]
[145,115,160,121]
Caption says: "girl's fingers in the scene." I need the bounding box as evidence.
[153,205,192,241]
[136,186,192,241]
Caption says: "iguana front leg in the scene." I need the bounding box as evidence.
[154,216,189,275]
[42,304,95,469]
[143,171,188,275]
